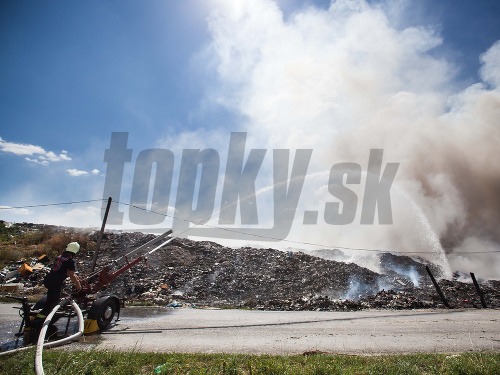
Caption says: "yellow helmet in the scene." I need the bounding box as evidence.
[66,242,80,254]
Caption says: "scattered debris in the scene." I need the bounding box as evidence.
[18,263,33,278]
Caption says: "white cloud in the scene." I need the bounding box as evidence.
[25,157,50,166]
[24,205,103,229]
[0,206,32,215]
[0,136,72,165]
[66,169,89,177]
[66,168,102,177]
[0,136,45,155]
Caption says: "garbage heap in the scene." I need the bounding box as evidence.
[2,226,499,310]
[85,233,500,310]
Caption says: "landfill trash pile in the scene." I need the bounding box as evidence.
[1,222,499,310]
[82,232,500,310]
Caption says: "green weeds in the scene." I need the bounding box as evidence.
[0,350,498,375]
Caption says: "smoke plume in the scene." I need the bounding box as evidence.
[201,0,500,278]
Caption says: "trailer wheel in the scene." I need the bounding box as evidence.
[96,299,117,330]
[88,296,119,331]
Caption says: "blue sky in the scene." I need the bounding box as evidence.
[1,0,499,276]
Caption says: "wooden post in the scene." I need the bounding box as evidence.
[425,266,450,308]
[91,197,112,272]
[470,272,487,308]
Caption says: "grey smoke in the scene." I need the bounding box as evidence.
[198,0,500,278]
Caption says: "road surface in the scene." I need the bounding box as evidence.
[1,304,499,354]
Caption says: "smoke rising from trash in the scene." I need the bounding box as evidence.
[196,0,500,278]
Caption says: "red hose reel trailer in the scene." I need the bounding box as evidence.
[14,229,174,340]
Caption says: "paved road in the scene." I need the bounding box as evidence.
[82,307,500,354]
[1,304,499,354]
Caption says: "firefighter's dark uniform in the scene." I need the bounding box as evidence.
[29,252,77,342]
[38,252,77,317]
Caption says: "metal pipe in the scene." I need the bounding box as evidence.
[114,229,173,262]
[147,236,175,255]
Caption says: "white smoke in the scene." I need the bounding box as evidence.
[200,0,500,278]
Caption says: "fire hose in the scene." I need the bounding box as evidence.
[34,299,84,375]
[0,298,84,373]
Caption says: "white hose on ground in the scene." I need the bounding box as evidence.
[0,342,32,356]
[0,299,84,358]
[34,299,84,375]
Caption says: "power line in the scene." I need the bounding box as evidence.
[0,199,106,210]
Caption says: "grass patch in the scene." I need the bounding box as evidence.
[0,350,498,374]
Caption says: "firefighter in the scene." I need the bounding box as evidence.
[30,242,82,341]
